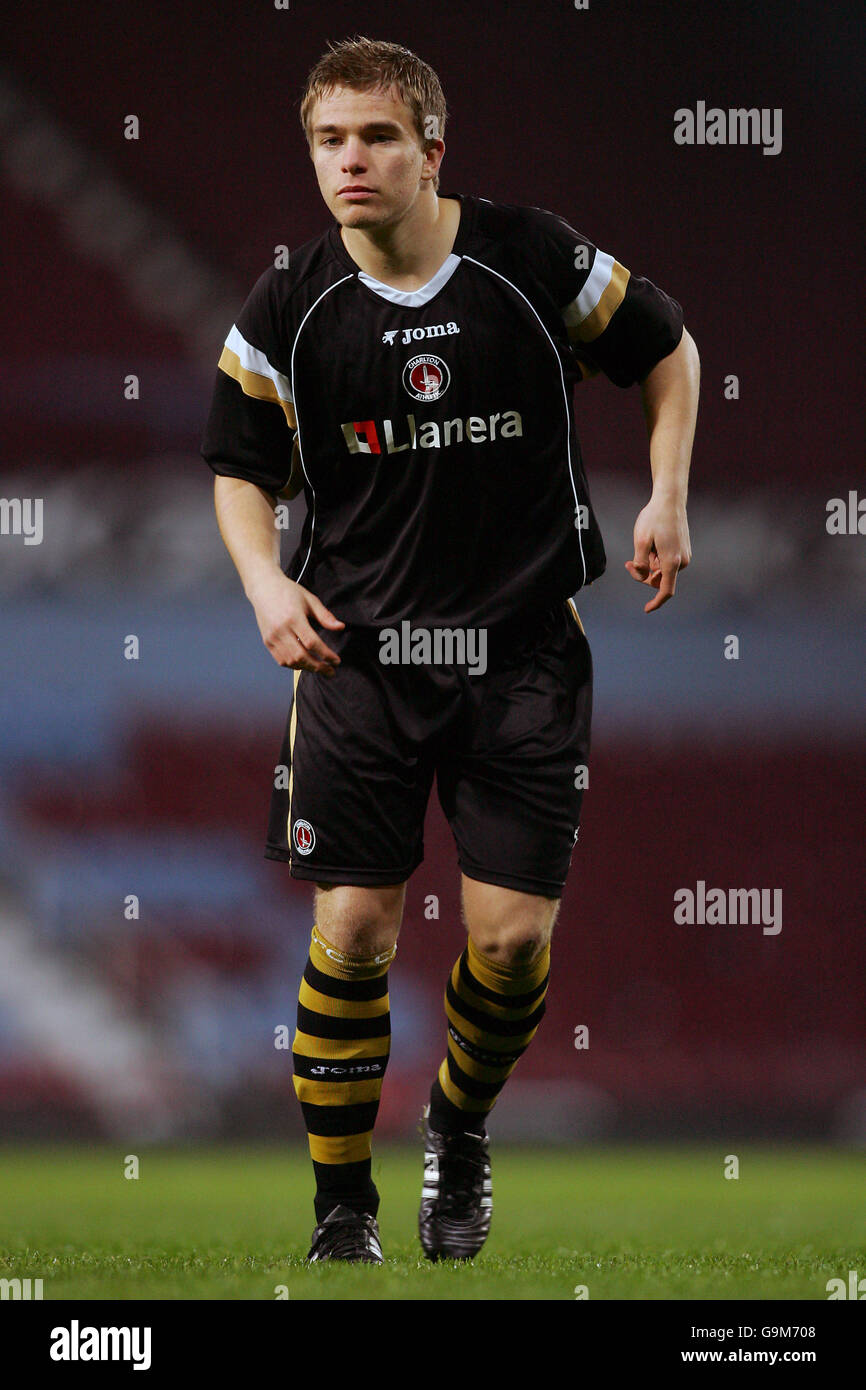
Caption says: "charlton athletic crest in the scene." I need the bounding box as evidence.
[403,353,450,402]
[293,819,316,855]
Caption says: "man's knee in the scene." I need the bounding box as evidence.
[461,877,559,965]
[471,919,554,966]
[313,882,406,956]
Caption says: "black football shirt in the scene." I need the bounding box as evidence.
[201,192,683,642]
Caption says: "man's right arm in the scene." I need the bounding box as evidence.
[213,474,344,677]
[202,265,345,676]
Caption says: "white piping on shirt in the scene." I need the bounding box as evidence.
[290,274,355,584]
[461,254,587,588]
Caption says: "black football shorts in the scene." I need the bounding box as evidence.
[264,599,592,898]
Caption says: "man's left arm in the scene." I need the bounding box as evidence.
[526,207,700,609]
[627,328,700,612]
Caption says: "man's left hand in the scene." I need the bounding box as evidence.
[625,496,691,612]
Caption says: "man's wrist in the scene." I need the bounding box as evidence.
[243,563,291,605]
[650,481,688,507]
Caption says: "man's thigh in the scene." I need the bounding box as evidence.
[437,601,593,899]
[265,632,451,885]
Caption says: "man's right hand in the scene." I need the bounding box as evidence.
[249,572,345,677]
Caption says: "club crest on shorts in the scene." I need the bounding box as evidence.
[293,819,316,855]
[403,353,450,401]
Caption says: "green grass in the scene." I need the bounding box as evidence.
[0,1145,862,1300]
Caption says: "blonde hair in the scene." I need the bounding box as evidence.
[299,35,448,191]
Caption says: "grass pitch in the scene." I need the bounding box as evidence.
[0,1145,862,1300]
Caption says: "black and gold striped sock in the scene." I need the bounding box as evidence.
[429,936,550,1135]
[292,925,395,1223]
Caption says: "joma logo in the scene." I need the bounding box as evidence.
[382,322,460,346]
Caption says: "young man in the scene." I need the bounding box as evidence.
[201,36,699,1265]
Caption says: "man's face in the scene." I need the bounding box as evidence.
[308,84,436,229]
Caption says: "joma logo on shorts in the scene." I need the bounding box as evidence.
[341,410,523,455]
[382,322,459,345]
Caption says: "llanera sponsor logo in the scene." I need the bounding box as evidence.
[341,410,523,455]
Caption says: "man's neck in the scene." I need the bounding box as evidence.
[339,192,461,291]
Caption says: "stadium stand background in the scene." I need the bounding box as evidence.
[1,0,863,1144]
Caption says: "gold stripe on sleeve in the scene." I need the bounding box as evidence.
[571,261,630,344]
[218,345,297,429]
